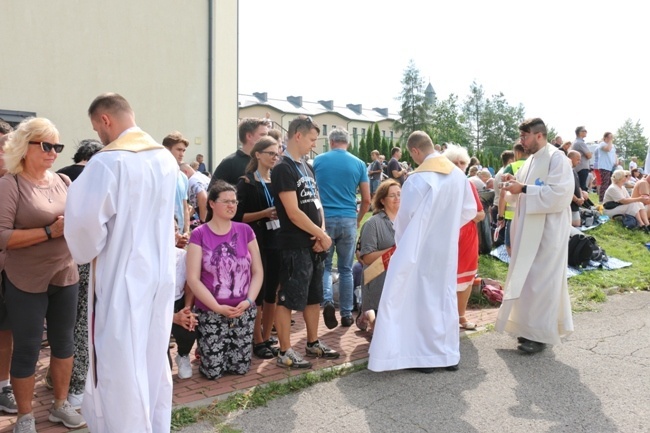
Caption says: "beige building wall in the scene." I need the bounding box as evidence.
[0,0,238,172]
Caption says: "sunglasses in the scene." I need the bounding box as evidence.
[29,141,65,153]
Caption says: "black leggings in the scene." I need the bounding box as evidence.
[4,276,79,378]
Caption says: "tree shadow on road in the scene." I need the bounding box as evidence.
[496,348,618,432]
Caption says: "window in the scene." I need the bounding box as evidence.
[0,109,36,129]
[353,127,358,137]
[390,130,394,140]
[332,124,337,130]
[362,128,366,136]
[382,130,386,137]
[322,124,328,136]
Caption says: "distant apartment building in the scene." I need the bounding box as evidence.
[239,92,401,154]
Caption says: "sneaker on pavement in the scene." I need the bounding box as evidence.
[276,348,312,369]
[323,302,338,329]
[0,386,17,413]
[48,401,86,428]
[305,340,340,359]
[175,354,193,379]
[67,392,84,410]
[13,413,35,433]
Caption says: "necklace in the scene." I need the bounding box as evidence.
[22,172,53,203]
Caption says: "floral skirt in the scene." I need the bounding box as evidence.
[70,263,89,395]
[196,306,256,380]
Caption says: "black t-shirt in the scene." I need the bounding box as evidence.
[571,171,581,212]
[210,149,251,187]
[235,173,279,250]
[271,156,322,249]
[388,157,405,185]
[56,164,85,182]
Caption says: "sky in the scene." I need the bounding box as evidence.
[239,0,649,145]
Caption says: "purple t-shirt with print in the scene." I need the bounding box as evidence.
[189,222,255,310]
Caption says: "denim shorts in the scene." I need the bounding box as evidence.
[277,248,326,311]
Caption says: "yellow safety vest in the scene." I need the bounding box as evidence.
[504,159,526,220]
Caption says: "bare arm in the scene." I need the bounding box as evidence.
[360,247,392,266]
[197,190,208,223]
[6,215,64,249]
[357,182,371,227]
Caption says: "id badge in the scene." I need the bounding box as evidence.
[266,221,274,230]
[314,198,322,210]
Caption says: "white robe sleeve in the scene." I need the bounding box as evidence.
[460,178,478,226]
[524,152,574,215]
[64,159,117,264]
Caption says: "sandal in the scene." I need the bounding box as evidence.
[253,342,276,359]
[459,316,477,330]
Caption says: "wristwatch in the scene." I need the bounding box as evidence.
[44,225,53,240]
[521,185,528,194]
[497,215,505,221]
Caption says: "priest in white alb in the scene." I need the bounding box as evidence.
[65,93,178,433]
[368,131,476,373]
[497,117,574,354]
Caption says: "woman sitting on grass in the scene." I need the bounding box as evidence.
[186,181,263,380]
[603,169,650,232]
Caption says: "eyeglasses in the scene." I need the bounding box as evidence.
[29,141,65,153]
[216,199,238,205]
[260,151,280,158]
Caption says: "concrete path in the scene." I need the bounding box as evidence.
[182,291,650,433]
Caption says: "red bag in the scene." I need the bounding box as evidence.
[480,278,504,305]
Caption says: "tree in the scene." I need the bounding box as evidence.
[546,126,558,144]
[462,81,487,152]
[394,60,432,141]
[428,93,470,146]
[357,137,366,160]
[372,123,381,162]
[481,93,525,156]
[616,119,648,162]
[365,125,374,158]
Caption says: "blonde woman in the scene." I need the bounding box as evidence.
[603,169,650,231]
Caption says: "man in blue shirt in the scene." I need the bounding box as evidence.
[314,129,371,328]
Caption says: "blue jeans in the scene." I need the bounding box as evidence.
[322,217,357,318]
[370,178,380,195]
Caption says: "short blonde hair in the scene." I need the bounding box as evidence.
[3,117,59,174]
[611,169,627,182]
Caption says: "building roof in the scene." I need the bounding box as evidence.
[239,92,400,123]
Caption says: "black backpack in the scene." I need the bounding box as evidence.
[568,232,607,268]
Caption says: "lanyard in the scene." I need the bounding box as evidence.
[290,158,316,197]
[255,171,274,207]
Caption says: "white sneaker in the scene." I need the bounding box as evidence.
[175,354,193,379]
[67,392,84,409]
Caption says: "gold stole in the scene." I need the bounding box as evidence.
[101,130,163,153]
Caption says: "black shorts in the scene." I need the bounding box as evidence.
[277,248,326,311]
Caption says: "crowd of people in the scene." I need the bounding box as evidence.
[1,101,647,433]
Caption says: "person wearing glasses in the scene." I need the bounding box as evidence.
[356,179,401,335]
[0,118,85,432]
[234,136,282,359]
[210,118,269,187]
[186,180,263,379]
[497,118,575,354]
[65,93,178,433]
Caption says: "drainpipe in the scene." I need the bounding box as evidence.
[207,0,214,169]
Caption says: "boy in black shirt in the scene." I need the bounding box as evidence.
[271,115,340,368]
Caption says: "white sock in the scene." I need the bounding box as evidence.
[0,379,9,388]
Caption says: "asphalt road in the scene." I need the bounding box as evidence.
[181,291,650,433]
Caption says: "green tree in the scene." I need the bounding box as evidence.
[481,93,525,157]
[616,119,648,162]
[356,137,366,160]
[546,126,558,144]
[428,93,470,146]
[382,138,391,159]
[365,125,374,158]
[372,123,381,162]
[394,60,432,141]
[462,81,487,152]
